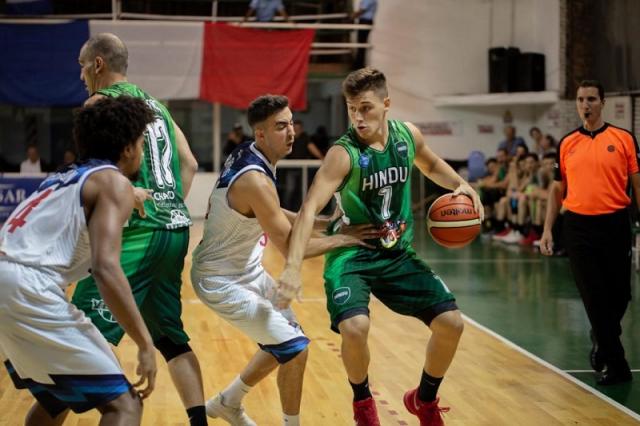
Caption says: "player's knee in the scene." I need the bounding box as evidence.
[154,336,192,362]
[338,316,370,344]
[99,391,141,420]
[259,336,310,364]
[432,310,464,340]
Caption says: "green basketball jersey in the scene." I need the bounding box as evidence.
[333,119,416,251]
[96,82,192,230]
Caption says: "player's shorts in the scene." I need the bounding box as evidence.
[72,226,189,345]
[191,268,309,363]
[324,248,457,332]
[0,260,130,417]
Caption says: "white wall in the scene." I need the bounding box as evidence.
[370,0,561,159]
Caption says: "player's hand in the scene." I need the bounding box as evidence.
[453,183,485,221]
[132,345,157,400]
[275,267,302,309]
[539,230,554,256]
[338,224,379,248]
[133,187,154,218]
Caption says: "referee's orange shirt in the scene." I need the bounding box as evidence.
[555,123,639,215]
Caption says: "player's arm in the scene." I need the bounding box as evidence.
[83,170,156,398]
[281,208,332,234]
[408,122,484,219]
[277,146,353,307]
[230,171,371,259]
[173,120,198,198]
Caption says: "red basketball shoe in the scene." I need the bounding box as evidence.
[403,388,450,426]
[353,397,381,426]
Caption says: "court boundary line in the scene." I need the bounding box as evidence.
[463,315,640,422]
[565,369,640,373]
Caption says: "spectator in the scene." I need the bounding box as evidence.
[497,125,527,158]
[289,119,311,160]
[352,0,378,70]
[540,134,557,155]
[528,152,556,246]
[245,0,288,22]
[19,144,43,174]
[529,126,543,156]
[308,125,330,160]
[280,119,310,210]
[223,122,252,161]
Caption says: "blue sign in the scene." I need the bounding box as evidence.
[0,176,46,223]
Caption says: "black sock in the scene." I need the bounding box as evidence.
[418,371,443,402]
[349,376,372,402]
[533,225,543,235]
[186,406,207,426]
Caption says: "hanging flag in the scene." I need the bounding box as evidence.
[0,20,88,106]
[89,21,204,100]
[200,23,314,110]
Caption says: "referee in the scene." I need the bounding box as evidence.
[540,80,639,385]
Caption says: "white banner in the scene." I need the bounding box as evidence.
[89,20,204,100]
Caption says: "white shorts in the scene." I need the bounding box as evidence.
[192,269,308,355]
[0,260,129,414]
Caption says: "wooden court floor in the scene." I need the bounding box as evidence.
[0,221,638,425]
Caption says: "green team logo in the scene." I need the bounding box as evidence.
[91,298,117,323]
[332,287,351,305]
[396,140,408,158]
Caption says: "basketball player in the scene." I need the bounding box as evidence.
[0,96,156,425]
[278,68,483,426]
[70,33,208,425]
[191,95,376,426]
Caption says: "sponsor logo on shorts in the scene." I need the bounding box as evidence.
[91,298,117,323]
[332,287,351,305]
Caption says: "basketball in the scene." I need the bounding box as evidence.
[427,193,481,248]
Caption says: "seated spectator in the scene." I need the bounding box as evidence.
[529,126,544,155]
[492,154,531,243]
[498,125,527,158]
[527,152,556,245]
[19,144,45,174]
[308,125,330,160]
[245,0,288,22]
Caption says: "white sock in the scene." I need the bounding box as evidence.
[221,376,252,408]
[283,414,300,426]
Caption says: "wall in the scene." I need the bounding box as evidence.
[370,0,561,159]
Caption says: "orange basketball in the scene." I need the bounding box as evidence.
[427,193,481,248]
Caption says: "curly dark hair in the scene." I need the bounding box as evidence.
[342,67,388,99]
[247,95,289,127]
[73,96,154,163]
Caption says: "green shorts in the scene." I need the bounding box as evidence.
[72,227,190,345]
[324,248,457,332]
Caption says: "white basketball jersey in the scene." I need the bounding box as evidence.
[192,142,276,278]
[0,161,118,286]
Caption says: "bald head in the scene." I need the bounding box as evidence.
[81,33,128,75]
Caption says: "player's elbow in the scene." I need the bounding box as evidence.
[91,258,122,287]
